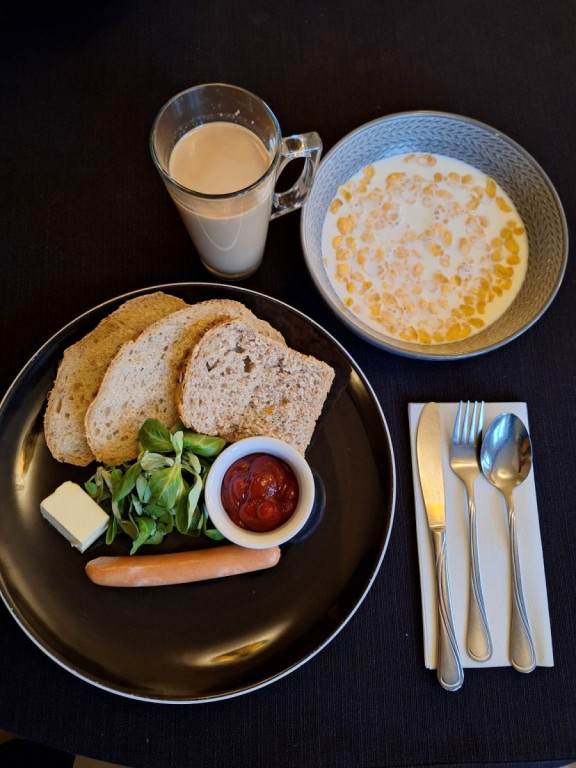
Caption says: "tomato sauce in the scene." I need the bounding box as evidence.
[220,453,299,532]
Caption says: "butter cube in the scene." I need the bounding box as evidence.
[40,481,109,553]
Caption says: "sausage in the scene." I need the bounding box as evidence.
[85,544,281,587]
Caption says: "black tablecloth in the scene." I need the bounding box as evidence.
[1,1,575,766]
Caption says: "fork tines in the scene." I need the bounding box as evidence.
[453,400,485,445]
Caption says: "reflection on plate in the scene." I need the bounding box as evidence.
[301,111,568,360]
[0,283,395,703]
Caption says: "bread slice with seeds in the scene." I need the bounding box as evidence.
[84,300,284,465]
[177,319,334,454]
[44,291,188,466]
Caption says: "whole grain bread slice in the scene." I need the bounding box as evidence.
[44,291,189,466]
[84,300,285,465]
[177,319,335,454]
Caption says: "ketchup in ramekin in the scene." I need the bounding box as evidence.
[220,452,299,532]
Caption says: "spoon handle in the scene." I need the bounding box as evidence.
[432,530,464,691]
[466,484,493,662]
[505,494,537,673]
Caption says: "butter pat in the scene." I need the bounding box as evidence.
[40,481,109,553]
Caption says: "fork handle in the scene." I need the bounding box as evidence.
[432,530,464,691]
[466,486,493,662]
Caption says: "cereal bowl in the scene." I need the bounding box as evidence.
[301,111,568,360]
[204,436,315,549]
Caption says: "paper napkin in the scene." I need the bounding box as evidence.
[408,402,554,669]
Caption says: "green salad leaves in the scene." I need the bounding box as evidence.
[85,419,227,554]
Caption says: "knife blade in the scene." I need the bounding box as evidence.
[417,402,464,691]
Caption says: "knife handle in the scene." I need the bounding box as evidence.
[432,530,464,691]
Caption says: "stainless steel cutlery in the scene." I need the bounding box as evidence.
[417,401,536,689]
[417,402,464,692]
[480,413,537,673]
[449,401,493,663]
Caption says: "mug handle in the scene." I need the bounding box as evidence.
[271,132,323,219]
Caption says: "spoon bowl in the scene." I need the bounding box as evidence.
[480,413,536,673]
[480,413,533,491]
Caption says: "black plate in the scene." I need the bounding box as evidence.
[0,283,395,702]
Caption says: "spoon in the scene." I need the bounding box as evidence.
[480,412,537,673]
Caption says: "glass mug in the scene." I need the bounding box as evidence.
[150,83,322,280]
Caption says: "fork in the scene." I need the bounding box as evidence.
[450,401,493,662]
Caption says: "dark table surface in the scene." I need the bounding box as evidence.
[1,1,575,766]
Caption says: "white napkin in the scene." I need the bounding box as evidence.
[408,402,554,669]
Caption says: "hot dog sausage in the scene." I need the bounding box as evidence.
[85,544,281,587]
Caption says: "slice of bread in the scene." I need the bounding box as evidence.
[44,291,188,466]
[84,300,285,465]
[177,319,335,454]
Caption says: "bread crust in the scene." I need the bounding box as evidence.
[44,291,188,465]
[177,319,335,454]
[84,300,284,465]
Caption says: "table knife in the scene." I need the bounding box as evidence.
[417,402,464,691]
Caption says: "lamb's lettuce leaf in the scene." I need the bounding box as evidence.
[85,419,225,554]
